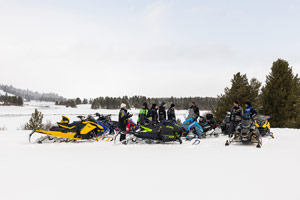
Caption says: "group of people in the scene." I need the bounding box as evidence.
[228,100,257,136]
[119,102,177,127]
[117,101,201,141]
[118,100,257,142]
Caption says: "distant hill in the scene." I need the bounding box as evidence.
[0,84,66,102]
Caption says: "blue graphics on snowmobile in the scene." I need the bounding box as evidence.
[182,118,204,138]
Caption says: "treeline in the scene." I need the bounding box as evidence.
[0,94,23,106]
[214,59,300,128]
[0,84,66,102]
[55,97,89,108]
[91,96,219,110]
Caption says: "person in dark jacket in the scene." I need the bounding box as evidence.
[190,101,200,118]
[137,102,151,125]
[167,103,176,122]
[244,101,257,119]
[228,101,243,137]
[118,103,132,141]
[159,102,167,122]
[244,101,260,145]
[150,104,159,124]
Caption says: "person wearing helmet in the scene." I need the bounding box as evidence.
[167,103,176,122]
[137,102,151,125]
[159,102,167,122]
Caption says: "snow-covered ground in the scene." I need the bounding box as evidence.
[0,102,299,200]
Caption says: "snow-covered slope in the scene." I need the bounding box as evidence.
[0,89,15,96]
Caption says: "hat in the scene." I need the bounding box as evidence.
[152,103,157,108]
[170,103,175,108]
[120,103,126,108]
[161,101,166,106]
[244,101,251,106]
[234,100,239,105]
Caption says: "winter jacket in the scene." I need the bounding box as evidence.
[190,105,200,118]
[119,108,130,131]
[159,106,166,121]
[150,107,158,124]
[230,106,243,122]
[137,108,151,125]
[167,108,176,121]
[244,106,257,119]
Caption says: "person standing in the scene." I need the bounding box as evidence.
[150,104,159,124]
[137,102,151,125]
[118,103,132,141]
[190,101,200,118]
[167,103,176,122]
[228,101,243,137]
[244,101,257,119]
[159,102,167,122]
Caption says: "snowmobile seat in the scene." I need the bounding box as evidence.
[49,126,73,133]
[57,122,80,129]
[206,113,214,120]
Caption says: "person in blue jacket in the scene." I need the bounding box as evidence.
[244,101,257,119]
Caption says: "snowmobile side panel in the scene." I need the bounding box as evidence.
[35,130,81,140]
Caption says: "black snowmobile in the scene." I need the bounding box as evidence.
[225,114,262,148]
[198,113,219,138]
[116,120,183,145]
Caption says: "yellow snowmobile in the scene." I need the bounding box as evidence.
[29,115,104,143]
[254,115,274,138]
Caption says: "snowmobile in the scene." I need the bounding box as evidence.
[182,113,219,145]
[29,115,104,143]
[96,113,119,141]
[254,115,274,138]
[182,117,203,145]
[116,120,183,145]
[220,112,231,135]
[225,114,262,148]
[198,113,220,138]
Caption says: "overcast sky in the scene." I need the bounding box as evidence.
[1,0,300,99]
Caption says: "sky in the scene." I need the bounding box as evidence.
[0,0,300,99]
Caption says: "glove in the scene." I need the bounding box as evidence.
[127,114,133,118]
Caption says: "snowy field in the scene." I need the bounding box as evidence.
[0,102,299,200]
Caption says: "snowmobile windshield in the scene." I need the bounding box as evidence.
[241,118,252,128]
[186,109,197,119]
[257,115,266,125]
[87,116,97,123]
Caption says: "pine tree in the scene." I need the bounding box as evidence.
[260,59,300,128]
[17,96,23,106]
[66,100,77,108]
[213,73,261,123]
[24,109,44,130]
[75,97,82,105]
[82,98,88,104]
